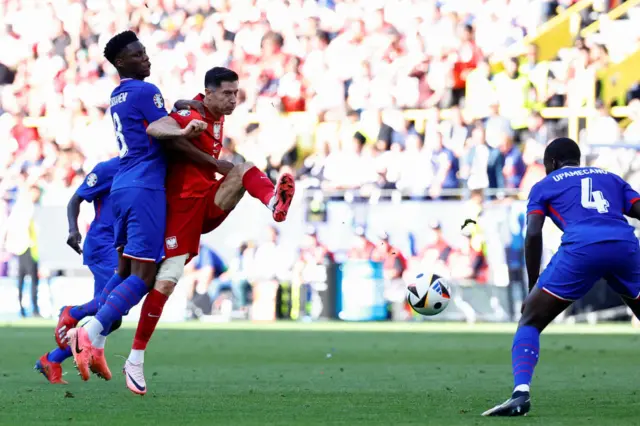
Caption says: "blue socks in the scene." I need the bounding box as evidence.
[97,273,125,308]
[95,275,149,332]
[68,273,125,321]
[512,325,540,392]
[47,347,72,364]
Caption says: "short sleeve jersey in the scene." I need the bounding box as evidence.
[527,167,640,247]
[75,157,119,267]
[108,79,168,192]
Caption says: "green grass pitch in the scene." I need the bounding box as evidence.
[1,321,640,425]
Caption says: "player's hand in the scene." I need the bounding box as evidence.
[67,230,83,255]
[181,119,207,138]
[215,160,235,176]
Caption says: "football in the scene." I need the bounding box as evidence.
[407,273,452,316]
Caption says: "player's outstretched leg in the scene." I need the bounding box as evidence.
[70,260,155,381]
[239,164,295,222]
[55,272,124,349]
[482,286,571,417]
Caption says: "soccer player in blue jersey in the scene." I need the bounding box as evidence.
[483,138,640,416]
[35,158,120,384]
[66,31,212,381]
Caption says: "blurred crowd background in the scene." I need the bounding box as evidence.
[1,0,640,322]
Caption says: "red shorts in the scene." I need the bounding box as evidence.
[164,178,231,261]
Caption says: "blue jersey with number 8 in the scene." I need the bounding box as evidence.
[527,167,640,248]
[109,78,168,192]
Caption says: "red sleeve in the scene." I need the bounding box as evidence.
[169,109,204,129]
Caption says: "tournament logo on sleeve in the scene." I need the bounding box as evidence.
[86,173,98,187]
[153,93,164,109]
[177,110,191,117]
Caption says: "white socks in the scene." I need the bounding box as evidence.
[514,384,530,394]
[128,349,144,364]
[268,195,276,210]
[92,334,106,349]
[84,318,104,341]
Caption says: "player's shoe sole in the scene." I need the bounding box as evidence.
[272,173,295,222]
[90,348,112,381]
[67,328,93,381]
[123,360,147,395]
[55,306,79,350]
[34,354,68,384]
[482,392,531,417]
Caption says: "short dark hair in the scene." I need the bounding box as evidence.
[544,138,581,166]
[204,67,239,89]
[104,31,139,65]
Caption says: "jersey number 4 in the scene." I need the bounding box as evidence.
[112,112,128,158]
[581,177,610,213]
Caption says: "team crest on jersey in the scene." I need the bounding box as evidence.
[213,123,222,139]
[86,173,98,187]
[177,109,191,117]
[166,236,178,250]
[153,93,164,109]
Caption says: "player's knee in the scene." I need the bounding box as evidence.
[155,280,177,297]
[156,255,187,286]
[232,162,254,179]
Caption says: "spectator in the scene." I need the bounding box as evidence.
[429,130,459,199]
[3,184,41,317]
[371,232,408,318]
[500,130,527,189]
[347,226,375,260]
[184,244,229,317]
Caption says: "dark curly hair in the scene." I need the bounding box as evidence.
[103,30,139,66]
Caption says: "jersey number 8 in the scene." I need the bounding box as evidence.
[112,112,128,158]
[581,177,610,213]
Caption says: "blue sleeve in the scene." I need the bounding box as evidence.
[527,182,547,217]
[618,176,640,214]
[75,163,112,202]
[135,83,168,124]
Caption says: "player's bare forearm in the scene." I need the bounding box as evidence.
[67,193,83,233]
[524,214,545,291]
[146,116,184,139]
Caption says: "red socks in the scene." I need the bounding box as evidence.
[132,289,168,351]
[242,166,274,206]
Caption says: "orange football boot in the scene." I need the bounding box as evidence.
[67,328,93,381]
[90,348,112,380]
[55,306,79,350]
[34,353,68,384]
[272,173,295,222]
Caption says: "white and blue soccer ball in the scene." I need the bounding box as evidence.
[407,273,452,316]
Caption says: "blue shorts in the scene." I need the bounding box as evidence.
[112,187,166,263]
[538,240,640,301]
[88,263,116,297]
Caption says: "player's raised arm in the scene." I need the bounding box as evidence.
[146,115,207,139]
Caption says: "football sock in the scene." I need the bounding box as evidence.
[47,347,72,364]
[132,289,169,352]
[242,166,275,207]
[512,325,540,393]
[69,299,99,321]
[97,273,125,308]
[92,334,107,349]
[90,275,149,341]
[128,349,144,364]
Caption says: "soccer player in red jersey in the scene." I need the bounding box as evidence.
[122,67,295,395]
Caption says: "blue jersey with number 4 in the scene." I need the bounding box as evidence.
[75,157,119,268]
[109,79,168,192]
[527,167,640,247]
